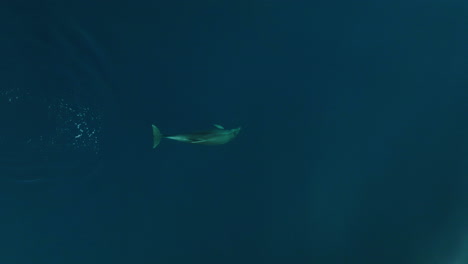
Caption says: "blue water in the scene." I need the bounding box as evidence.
[0,1,466,264]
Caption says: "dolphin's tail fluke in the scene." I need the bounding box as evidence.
[152,124,163,149]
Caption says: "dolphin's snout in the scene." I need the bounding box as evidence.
[233,127,241,136]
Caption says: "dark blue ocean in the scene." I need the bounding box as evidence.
[0,1,466,263]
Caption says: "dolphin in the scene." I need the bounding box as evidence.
[151,124,241,148]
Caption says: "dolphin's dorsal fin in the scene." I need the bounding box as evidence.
[213,124,224,129]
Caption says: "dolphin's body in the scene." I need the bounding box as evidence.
[151,124,241,148]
